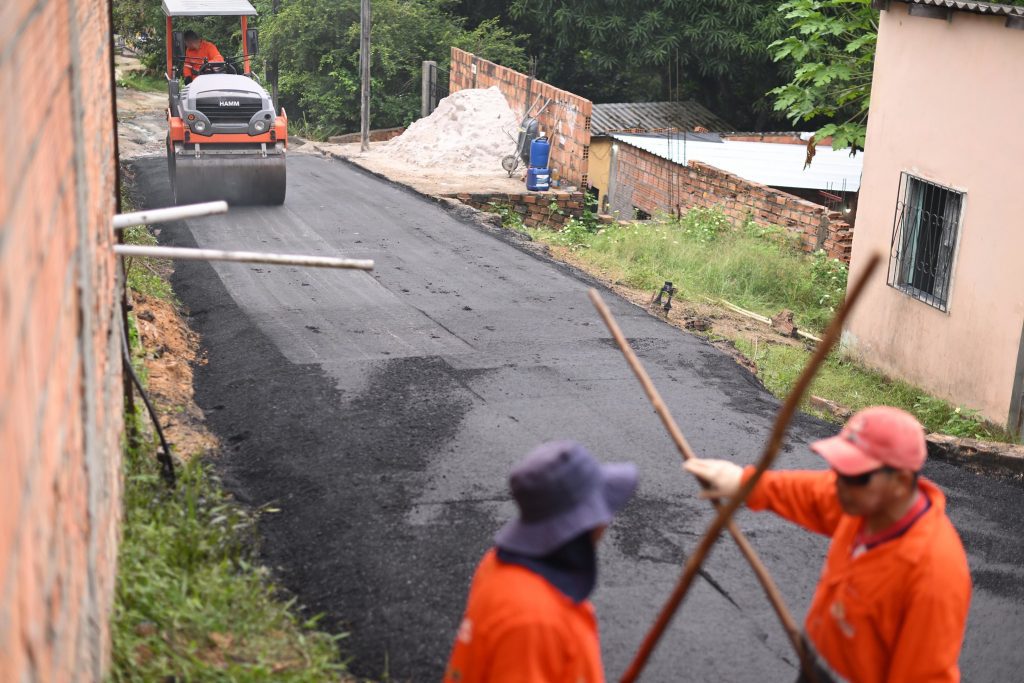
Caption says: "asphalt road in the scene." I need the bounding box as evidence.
[132,154,1024,682]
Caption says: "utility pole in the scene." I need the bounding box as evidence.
[360,0,371,152]
[270,0,280,110]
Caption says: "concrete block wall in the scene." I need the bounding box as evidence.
[449,48,593,188]
[1,0,123,680]
[327,126,406,145]
[449,191,586,229]
[610,142,853,262]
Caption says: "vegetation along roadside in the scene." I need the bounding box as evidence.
[493,203,1013,443]
[111,175,357,682]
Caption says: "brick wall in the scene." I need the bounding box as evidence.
[1,0,123,680]
[449,48,593,188]
[448,191,585,229]
[609,142,853,262]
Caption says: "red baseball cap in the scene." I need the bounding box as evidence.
[810,406,927,475]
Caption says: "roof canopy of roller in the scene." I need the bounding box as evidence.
[162,0,257,17]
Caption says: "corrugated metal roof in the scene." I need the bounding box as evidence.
[162,0,257,16]
[591,101,734,135]
[897,0,1024,17]
[612,133,863,192]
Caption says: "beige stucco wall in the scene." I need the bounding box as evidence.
[846,2,1024,429]
[587,137,614,211]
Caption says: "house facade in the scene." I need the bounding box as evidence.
[846,0,1024,434]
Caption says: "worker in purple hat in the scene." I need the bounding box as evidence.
[445,440,638,683]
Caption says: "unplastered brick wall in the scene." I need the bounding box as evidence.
[449,48,593,188]
[449,191,585,229]
[609,142,853,262]
[1,0,123,680]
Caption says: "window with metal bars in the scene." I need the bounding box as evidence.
[887,173,964,312]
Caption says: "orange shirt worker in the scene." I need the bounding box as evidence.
[686,406,971,683]
[445,441,638,683]
[183,30,224,79]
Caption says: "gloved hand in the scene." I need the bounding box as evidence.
[683,459,743,500]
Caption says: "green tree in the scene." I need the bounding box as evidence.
[769,0,1024,152]
[768,0,877,152]
[508,0,793,129]
[259,0,525,137]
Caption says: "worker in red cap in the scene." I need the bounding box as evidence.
[685,406,971,683]
[445,440,638,683]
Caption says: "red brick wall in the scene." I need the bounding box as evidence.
[449,48,593,188]
[448,191,586,229]
[1,0,123,680]
[610,142,853,262]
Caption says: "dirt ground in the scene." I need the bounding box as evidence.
[115,55,167,160]
[312,140,533,196]
[131,289,218,460]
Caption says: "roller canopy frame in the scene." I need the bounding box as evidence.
[162,0,256,17]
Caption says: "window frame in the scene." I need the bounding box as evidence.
[886,172,966,313]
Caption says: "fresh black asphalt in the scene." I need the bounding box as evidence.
[131,154,1024,681]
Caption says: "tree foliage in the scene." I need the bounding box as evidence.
[769,0,877,152]
[769,0,1024,152]
[258,0,525,137]
[507,0,793,129]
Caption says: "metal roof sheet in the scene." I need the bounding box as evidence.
[896,0,1024,16]
[612,133,863,192]
[162,0,257,16]
[591,101,734,135]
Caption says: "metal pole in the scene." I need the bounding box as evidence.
[421,60,436,118]
[271,0,280,111]
[112,201,228,230]
[360,0,371,152]
[113,245,374,271]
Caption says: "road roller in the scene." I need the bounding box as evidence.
[163,0,287,205]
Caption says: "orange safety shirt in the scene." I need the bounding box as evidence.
[445,549,605,683]
[743,468,971,683]
[184,40,224,77]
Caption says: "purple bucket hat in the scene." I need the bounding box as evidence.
[494,440,638,557]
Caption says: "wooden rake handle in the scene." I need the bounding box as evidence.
[619,252,882,682]
[587,290,807,673]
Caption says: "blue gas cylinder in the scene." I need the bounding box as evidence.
[530,134,551,168]
[527,167,550,192]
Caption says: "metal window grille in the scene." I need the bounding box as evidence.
[887,173,964,312]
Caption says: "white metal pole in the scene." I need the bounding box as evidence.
[112,201,228,229]
[114,244,374,270]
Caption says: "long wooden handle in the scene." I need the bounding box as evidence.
[588,290,808,673]
[620,251,882,682]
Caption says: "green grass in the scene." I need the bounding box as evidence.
[514,206,1016,442]
[122,225,177,302]
[734,336,1014,442]
[117,70,167,93]
[112,413,350,681]
[527,207,847,332]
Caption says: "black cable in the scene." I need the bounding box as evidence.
[121,320,177,488]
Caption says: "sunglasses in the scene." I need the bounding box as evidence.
[835,466,896,487]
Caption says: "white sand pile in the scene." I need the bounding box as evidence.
[379,87,517,172]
